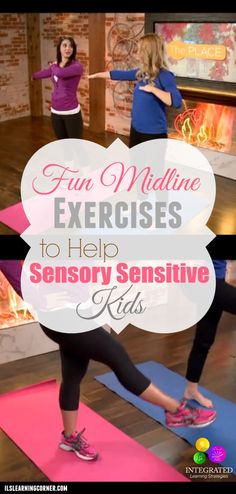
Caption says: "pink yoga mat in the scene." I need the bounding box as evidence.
[0,380,188,482]
[0,202,29,234]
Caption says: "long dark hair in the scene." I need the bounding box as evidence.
[56,37,77,66]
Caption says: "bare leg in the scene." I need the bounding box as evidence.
[184,381,213,408]
[61,409,79,436]
[140,383,180,412]
[61,383,180,435]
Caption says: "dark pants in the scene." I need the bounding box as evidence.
[40,325,151,410]
[51,111,83,139]
[186,278,236,383]
[129,125,167,147]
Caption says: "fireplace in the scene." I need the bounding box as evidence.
[145,13,236,159]
[0,271,35,329]
[167,100,236,156]
[0,270,57,364]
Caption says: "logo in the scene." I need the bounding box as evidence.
[195,437,210,452]
[193,452,206,465]
[208,445,227,463]
[167,40,226,61]
[185,437,233,480]
[193,437,226,464]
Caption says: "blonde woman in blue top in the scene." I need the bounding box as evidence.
[89,33,182,146]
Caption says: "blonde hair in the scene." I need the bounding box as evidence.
[136,33,168,85]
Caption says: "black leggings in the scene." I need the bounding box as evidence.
[51,111,83,139]
[129,125,167,147]
[186,278,236,383]
[40,325,151,410]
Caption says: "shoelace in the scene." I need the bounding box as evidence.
[179,400,199,418]
[75,428,89,448]
[184,403,202,419]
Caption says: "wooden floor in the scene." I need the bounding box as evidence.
[0,316,236,482]
[0,116,236,234]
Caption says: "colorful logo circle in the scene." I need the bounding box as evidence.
[208,445,226,463]
[195,437,210,452]
[193,452,206,464]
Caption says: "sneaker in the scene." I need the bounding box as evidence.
[165,399,216,428]
[59,428,98,460]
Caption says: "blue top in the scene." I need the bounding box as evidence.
[110,68,182,134]
[213,260,227,279]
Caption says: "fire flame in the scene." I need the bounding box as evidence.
[197,125,208,145]
[182,117,192,143]
[173,103,234,152]
[0,273,35,329]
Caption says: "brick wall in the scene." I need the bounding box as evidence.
[0,13,30,122]
[40,13,89,125]
[105,13,145,136]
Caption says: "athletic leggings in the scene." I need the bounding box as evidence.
[51,111,83,139]
[129,125,167,147]
[40,325,151,410]
[186,278,236,383]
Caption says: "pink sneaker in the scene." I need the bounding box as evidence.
[165,399,216,428]
[59,428,98,460]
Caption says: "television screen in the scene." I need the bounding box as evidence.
[154,23,236,83]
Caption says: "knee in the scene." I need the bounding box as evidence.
[104,339,129,369]
[110,339,127,360]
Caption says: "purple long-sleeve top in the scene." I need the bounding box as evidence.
[32,60,83,111]
[0,260,23,298]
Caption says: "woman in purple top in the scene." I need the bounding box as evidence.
[32,37,83,139]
